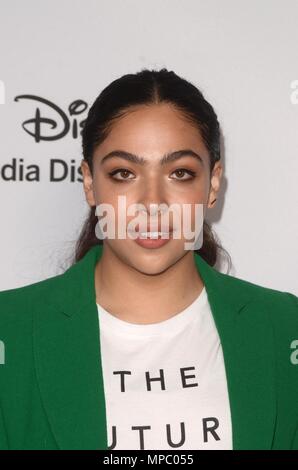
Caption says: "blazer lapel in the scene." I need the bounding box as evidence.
[33,245,108,450]
[194,254,277,450]
[33,244,276,450]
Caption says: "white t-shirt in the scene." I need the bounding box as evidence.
[96,286,233,450]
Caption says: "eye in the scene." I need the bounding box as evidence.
[171,168,196,180]
[108,168,135,181]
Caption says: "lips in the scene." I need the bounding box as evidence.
[132,233,173,249]
[128,228,173,235]
[139,232,171,239]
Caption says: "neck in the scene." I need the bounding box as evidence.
[95,244,204,324]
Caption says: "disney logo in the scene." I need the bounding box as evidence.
[14,95,88,142]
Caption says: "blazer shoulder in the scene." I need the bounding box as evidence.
[217,268,298,320]
[221,273,298,326]
[0,272,64,328]
[219,267,297,300]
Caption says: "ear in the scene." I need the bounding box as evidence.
[81,159,96,207]
[207,161,223,209]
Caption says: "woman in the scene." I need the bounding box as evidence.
[0,68,297,450]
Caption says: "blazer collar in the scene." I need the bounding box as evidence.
[33,244,276,450]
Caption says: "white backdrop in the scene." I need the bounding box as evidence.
[0,0,297,295]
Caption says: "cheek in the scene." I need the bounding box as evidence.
[167,172,209,202]
[93,174,121,207]
[168,184,207,206]
[168,190,206,235]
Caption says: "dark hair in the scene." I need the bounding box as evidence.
[75,68,230,269]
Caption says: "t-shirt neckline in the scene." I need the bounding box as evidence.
[96,286,208,337]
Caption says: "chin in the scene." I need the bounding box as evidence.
[127,249,183,276]
[131,261,172,276]
[107,239,186,275]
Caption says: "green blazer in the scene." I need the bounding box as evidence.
[0,244,297,450]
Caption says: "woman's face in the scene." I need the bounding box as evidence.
[81,103,223,275]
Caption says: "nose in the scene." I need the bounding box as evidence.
[139,178,167,215]
[133,179,174,233]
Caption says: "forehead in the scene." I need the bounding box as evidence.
[93,103,210,163]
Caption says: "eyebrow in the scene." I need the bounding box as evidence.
[99,149,204,166]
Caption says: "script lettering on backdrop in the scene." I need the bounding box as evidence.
[0,94,88,182]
